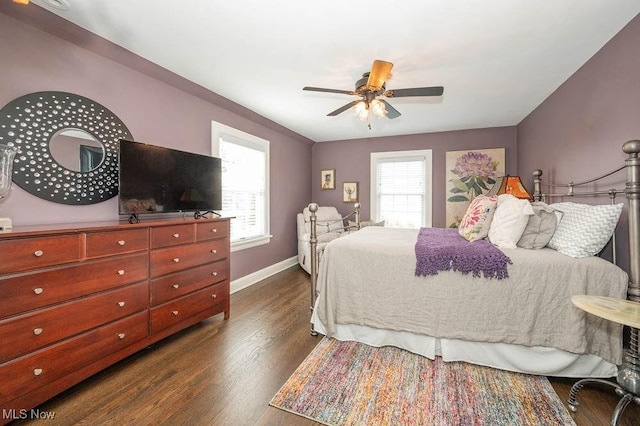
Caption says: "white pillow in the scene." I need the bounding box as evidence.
[547,202,623,258]
[488,194,535,249]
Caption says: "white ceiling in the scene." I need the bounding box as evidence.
[31,0,640,142]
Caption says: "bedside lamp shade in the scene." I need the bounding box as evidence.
[486,175,532,200]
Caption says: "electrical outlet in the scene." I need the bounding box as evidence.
[0,217,13,231]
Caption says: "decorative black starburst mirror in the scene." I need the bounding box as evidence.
[0,91,132,205]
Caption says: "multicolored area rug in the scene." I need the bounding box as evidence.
[270,338,575,426]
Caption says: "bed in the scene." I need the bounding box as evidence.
[308,140,640,379]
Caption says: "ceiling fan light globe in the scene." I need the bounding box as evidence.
[353,101,369,121]
[370,99,387,119]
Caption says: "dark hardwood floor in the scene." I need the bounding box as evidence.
[13,266,640,425]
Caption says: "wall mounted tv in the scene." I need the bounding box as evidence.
[118,140,222,216]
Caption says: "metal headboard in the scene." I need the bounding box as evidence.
[532,168,626,265]
[532,141,640,274]
[534,141,640,368]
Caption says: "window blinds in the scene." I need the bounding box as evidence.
[376,157,425,228]
[219,139,266,242]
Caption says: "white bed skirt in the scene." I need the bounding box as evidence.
[311,312,617,378]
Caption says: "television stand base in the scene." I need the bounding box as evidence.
[194,210,221,219]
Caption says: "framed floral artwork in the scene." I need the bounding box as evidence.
[445,148,505,228]
[321,169,335,190]
[343,182,358,203]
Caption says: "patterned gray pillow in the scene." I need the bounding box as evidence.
[547,202,623,257]
[517,202,558,249]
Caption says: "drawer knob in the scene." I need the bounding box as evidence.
[117,301,125,307]
[118,333,126,340]
[172,310,179,316]
[172,284,180,289]
[211,249,217,254]
[211,271,218,277]
[118,240,126,246]
[33,368,43,376]
[211,228,218,233]
[33,287,43,295]
[34,250,44,257]
[211,294,217,299]
[117,270,125,276]
[173,258,180,263]
[172,233,180,239]
[33,328,43,335]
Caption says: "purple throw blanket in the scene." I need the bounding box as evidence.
[415,228,512,279]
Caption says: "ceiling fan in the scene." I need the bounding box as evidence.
[303,60,444,122]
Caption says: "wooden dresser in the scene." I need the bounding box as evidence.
[0,217,230,420]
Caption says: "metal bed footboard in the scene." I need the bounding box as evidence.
[308,202,360,335]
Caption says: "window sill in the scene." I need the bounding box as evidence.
[231,234,272,252]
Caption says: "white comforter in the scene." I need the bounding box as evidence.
[313,226,628,365]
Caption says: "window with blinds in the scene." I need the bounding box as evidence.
[211,121,271,251]
[370,150,432,228]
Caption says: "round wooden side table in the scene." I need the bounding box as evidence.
[569,295,640,425]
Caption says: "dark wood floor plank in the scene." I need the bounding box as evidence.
[12,265,640,426]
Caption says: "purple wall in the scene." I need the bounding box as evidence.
[517,13,640,272]
[0,5,313,280]
[311,127,517,227]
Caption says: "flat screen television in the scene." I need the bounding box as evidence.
[118,140,222,216]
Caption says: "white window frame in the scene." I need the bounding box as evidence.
[211,121,271,252]
[370,149,433,228]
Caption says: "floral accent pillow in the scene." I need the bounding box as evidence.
[458,194,499,241]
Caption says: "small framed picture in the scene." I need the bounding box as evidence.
[343,182,358,203]
[321,169,336,190]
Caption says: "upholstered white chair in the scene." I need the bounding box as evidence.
[297,206,345,274]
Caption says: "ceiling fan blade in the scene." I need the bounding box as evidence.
[303,86,355,95]
[381,100,401,119]
[366,60,393,90]
[384,86,444,98]
[327,100,360,116]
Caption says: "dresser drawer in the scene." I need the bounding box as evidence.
[0,253,149,319]
[196,220,229,241]
[150,239,229,277]
[0,234,82,275]
[0,283,148,363]
[0,311,148,402]
[86,228,149,259]
[150,282,228,334]
[150,224,195,249]
[150,260,228,307]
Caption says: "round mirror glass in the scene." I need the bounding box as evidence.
[49,129,104,172]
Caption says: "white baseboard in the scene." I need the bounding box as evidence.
[230,256,298,294]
